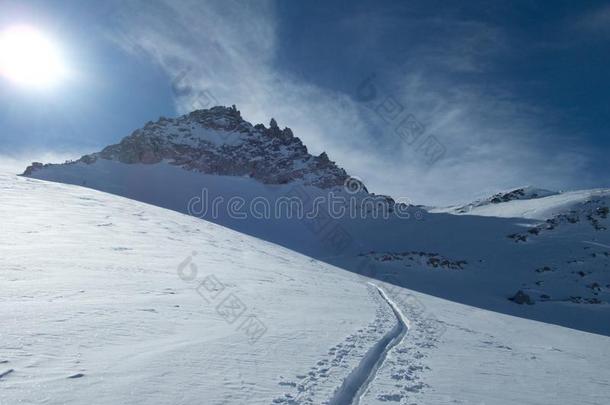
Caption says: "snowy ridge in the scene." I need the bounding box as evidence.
[24,105,360,190]
[442,186,560,214]
[432,186,610,220]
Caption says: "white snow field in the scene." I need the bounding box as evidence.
[26,159,610,336]
[0,173,396,404]
[431,186,610,220]
[2,173,610,404]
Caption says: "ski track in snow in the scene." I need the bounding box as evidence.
[329,284,409,405]
[273,284,394,404]
[273,283,411,405]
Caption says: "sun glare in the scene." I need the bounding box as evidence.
[0,25,67,88]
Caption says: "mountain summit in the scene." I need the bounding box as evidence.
[24,105,355,190]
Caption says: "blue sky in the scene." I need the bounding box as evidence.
[0,0,609,205]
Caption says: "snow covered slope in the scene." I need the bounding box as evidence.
[432,187,610,221]
[0,173,393,404]
[431,186,560,215]
[22,107,610,336]
[2,173,609,404]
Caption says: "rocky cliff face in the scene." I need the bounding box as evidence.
[486,187,558,204]
[451,186,559,213]
[25,106,357,190]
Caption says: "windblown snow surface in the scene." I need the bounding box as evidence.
[2,173,610,404]
[26,159,610,335]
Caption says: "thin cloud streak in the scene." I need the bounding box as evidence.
[105,0,600,205]
[0,151,83,175]
[577,4,610,35]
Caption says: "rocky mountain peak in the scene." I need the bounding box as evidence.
[185,105,245,130]
[487,187,558,204]
[24,105,354,189]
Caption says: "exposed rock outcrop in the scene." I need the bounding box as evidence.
[24,105,352,190]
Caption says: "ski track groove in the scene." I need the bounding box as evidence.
[272,283,404,405]
[328,283,409,405]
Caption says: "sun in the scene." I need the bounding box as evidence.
[0,25,67,88]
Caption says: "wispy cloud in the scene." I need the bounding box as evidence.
[577,4,610,35]
[105,0,375,182]
[0,151,83,175]
[104,0,601,205]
